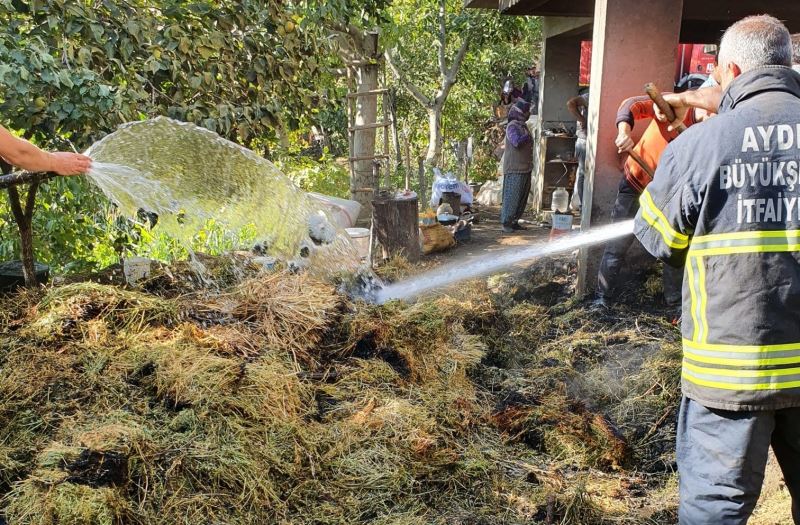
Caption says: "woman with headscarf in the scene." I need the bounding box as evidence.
[500,99,533,233]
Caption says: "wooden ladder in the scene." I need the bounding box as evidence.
[345,67,394,201]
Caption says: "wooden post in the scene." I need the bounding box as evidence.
[372,193,420,261]
[441,191,461,214]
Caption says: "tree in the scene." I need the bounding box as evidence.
[385,0,471,167]
[0,0,341,279]
[311,1,391,215]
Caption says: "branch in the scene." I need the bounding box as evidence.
[0,171,56,190]
[327,21,366,63]
[25,182,39,220]
[386,49,432,108]
[436,33,472,107]
[437,0,447,78]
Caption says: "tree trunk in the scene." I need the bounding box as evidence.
[372,194,420,261]
[7,183,39,287]
[403,131,412,189]
[425,106,443,167]
[389,89,402,177]
[417,157,427,208]
[351,31,380,220]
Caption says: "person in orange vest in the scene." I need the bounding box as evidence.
[594,71,720,308]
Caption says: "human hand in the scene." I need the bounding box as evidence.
[49,152,92,176]
[615,126,635,153]
[653,93,689,132]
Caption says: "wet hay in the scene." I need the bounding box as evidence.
[0,257,688,524]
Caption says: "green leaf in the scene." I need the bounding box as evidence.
[197,46,215,59]
[90,23,104,41]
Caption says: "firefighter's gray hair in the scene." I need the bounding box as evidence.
[719,15,792,72]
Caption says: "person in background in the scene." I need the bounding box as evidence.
[0,126,90,176]
[594,72,719,309]
[500,99,533,233]
[496,76,522,120]
[500,76,522,106]
[521,64,540,113]
[566,90,589,211]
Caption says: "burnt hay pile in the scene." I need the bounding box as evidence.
[0,261,686,524]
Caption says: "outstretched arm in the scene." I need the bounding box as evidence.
[0,125,91,176]
[654,85,723,130]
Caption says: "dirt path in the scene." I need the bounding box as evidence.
[422,205,552,269]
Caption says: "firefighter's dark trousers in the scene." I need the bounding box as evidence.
[677,396,800,524]
[597,178,683,304]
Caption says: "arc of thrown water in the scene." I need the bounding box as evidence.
[80,117,361,276]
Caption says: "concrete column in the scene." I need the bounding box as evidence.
[539,17,589,127]
[576,0,683,296]
[534,19,587,211]
[538,34,582,126]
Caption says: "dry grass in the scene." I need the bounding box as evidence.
[0,257,702,524]
[207,270,343,365]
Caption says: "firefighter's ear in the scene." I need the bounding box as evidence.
[719,61,741,89]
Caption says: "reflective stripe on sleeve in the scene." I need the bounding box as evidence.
[639,190,689,249]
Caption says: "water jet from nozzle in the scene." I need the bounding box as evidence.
[373,220,635,304]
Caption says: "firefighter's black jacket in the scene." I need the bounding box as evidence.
[635,66,800,411]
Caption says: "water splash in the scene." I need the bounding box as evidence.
[84,117,360,275]
[373,220,635,303]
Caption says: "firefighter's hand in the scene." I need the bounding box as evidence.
[615,123,635,153]
[653,94,689,132]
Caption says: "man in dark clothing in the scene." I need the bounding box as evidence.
[567,91,589,211]
[633,15,800,524]
[521,64,540,113]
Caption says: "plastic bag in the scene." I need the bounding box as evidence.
[307,192,362,228]
[476,177,503,206]
[429,168,473,207]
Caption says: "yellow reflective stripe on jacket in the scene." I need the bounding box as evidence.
[683,360,800,378]
[639,190,689,249]
[683,353,800,390]
[686,257,709,343]
[685,350,800,367]
[684,338,800,366]
[693,229,800,243]
[683,339,800,353]
[682,372,800,391]
[689,229,800,256]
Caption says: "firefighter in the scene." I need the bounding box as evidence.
[634,15,800,524]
